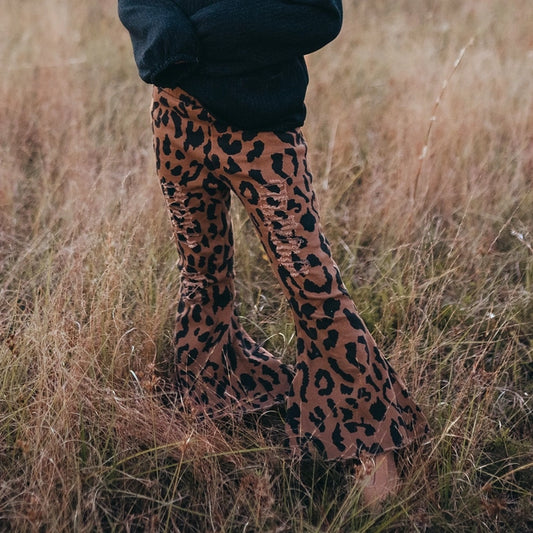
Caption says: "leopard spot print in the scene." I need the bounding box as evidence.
[151,86,430,460]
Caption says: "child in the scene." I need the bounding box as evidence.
[118,0,429,505]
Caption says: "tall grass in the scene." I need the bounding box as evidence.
[1,0,532,531]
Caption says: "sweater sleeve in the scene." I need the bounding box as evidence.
[190,0,343,66]
[118,0,200,86]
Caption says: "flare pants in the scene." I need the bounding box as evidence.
[151,86,429,460]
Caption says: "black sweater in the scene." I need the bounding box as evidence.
[118,0,343,130]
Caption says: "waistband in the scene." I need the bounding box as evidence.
[153,85,231,131]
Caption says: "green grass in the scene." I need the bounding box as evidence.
[1,0,532,531]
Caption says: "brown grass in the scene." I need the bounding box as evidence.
[1,0,532,531]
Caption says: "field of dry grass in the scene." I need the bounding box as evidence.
[1,0,532,531]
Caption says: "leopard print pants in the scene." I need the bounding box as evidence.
[151,86,429,460]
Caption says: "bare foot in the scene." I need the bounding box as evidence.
[356,451,399,510]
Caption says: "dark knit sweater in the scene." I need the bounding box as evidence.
[118,0,343,130]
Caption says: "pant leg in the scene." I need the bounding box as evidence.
[151,87,294,417]
[209,125,430,460]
